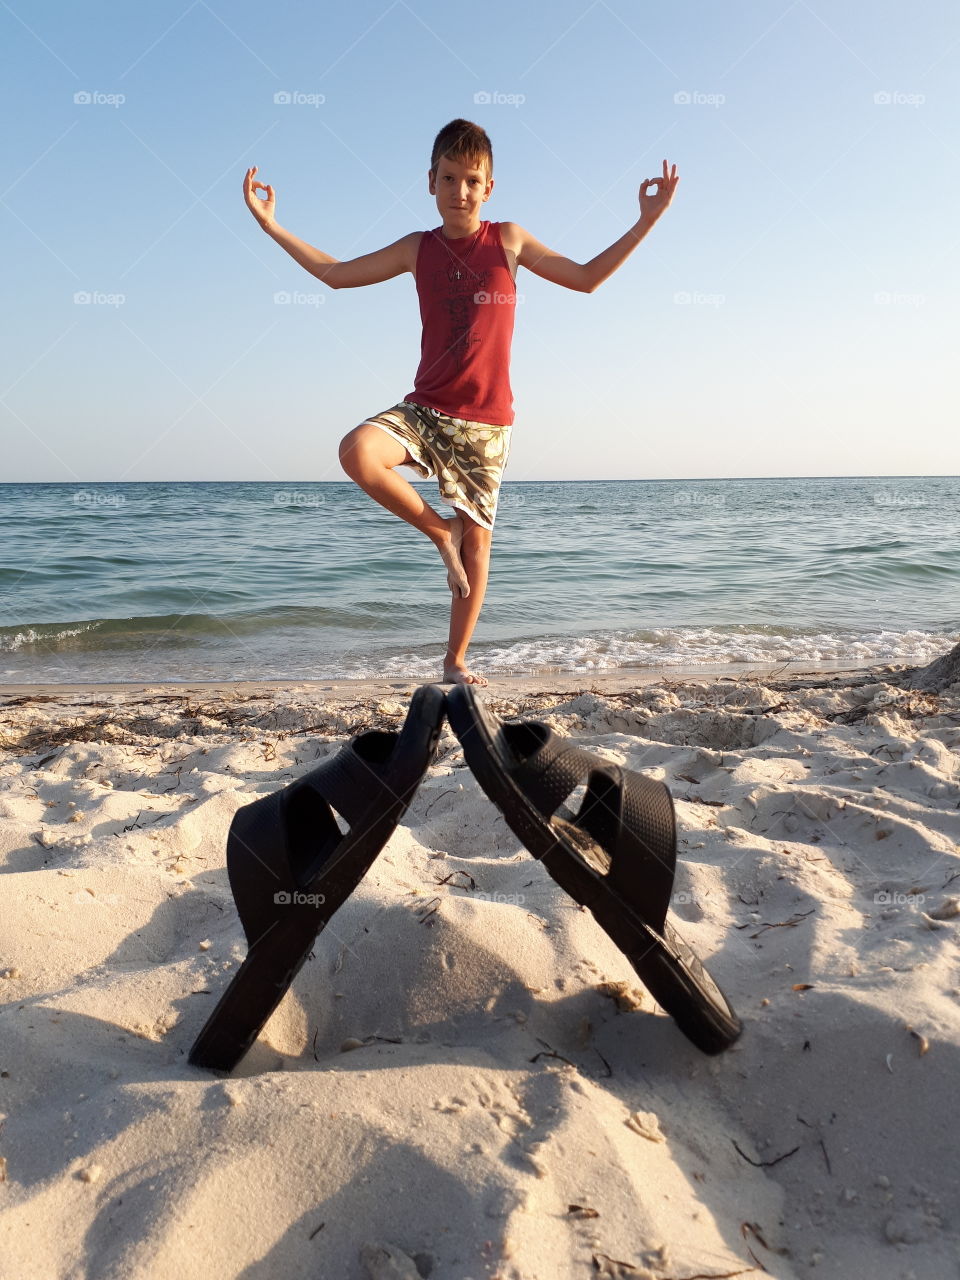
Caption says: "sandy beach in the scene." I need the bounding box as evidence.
[1,660,959,1279]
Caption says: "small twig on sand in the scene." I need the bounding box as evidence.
[424,788,456,817]
[748,907,816,939]
[732,1140,799,1168]
[435,869,476,891]
[529,1038,576,1068]
[416,896,440,924]
[796,1115,832,1174]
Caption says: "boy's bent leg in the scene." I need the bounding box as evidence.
[339,423,470,597]
[443,515,494,686]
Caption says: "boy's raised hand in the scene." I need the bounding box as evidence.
[244,166,276,229]
[639,159,679,223]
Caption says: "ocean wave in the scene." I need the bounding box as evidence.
[0,621,104,652]
[0,602,447,654]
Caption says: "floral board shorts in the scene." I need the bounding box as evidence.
[359,400,513,531]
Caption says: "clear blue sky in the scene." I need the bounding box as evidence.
[2,0,957,482]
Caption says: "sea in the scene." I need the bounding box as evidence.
[1,477,957,685]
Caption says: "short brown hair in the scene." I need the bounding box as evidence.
[430,119,493,179]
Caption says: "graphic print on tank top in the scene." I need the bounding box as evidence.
[433,263,492,373]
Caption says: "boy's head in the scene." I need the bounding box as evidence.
[429,118,493,183]
[428,119,494,223]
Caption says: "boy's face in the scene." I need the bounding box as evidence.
[428,153,493,232]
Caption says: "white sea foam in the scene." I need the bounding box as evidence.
[0,621,103,652]
[375,626,956,680]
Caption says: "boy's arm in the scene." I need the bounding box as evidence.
[506,159,679,295]
[265,224,419,288]
[244,166,418,288]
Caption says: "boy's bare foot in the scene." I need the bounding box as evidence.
[443,663,489,686]
[438,515,470,598]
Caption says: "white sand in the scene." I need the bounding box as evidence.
[1,663,959,1279]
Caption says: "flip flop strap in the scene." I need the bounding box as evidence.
[576,765,677,934]
[501,728,600,820]
[294,730,401,828]
[228,730,401,917]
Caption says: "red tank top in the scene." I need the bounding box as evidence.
[406,220,517,426]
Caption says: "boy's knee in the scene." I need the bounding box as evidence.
[338,427,364,473]
[338,426,357,458]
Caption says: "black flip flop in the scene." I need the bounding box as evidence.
[445,683,741,1054]
[189,683,446,1071]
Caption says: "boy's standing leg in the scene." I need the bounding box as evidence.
[444,516,493,686]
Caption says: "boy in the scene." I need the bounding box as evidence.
[244,120,678,686]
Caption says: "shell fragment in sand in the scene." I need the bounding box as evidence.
[625,1110,666,1142]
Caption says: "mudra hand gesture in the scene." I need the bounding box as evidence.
[244,166,276,229]
[640,160,679,223]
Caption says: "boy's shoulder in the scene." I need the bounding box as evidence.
[496,222,525,279]
[391,229,426,274]
[497,221,523,253]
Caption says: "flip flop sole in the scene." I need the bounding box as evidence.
[189,686,446,1071]
[448,687,741,1054]
[189,787,410,1072]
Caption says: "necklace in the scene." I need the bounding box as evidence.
[435,224,483,280]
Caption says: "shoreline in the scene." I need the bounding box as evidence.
[0,658,893,703]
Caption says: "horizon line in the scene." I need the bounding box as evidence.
[2,474,957,486]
